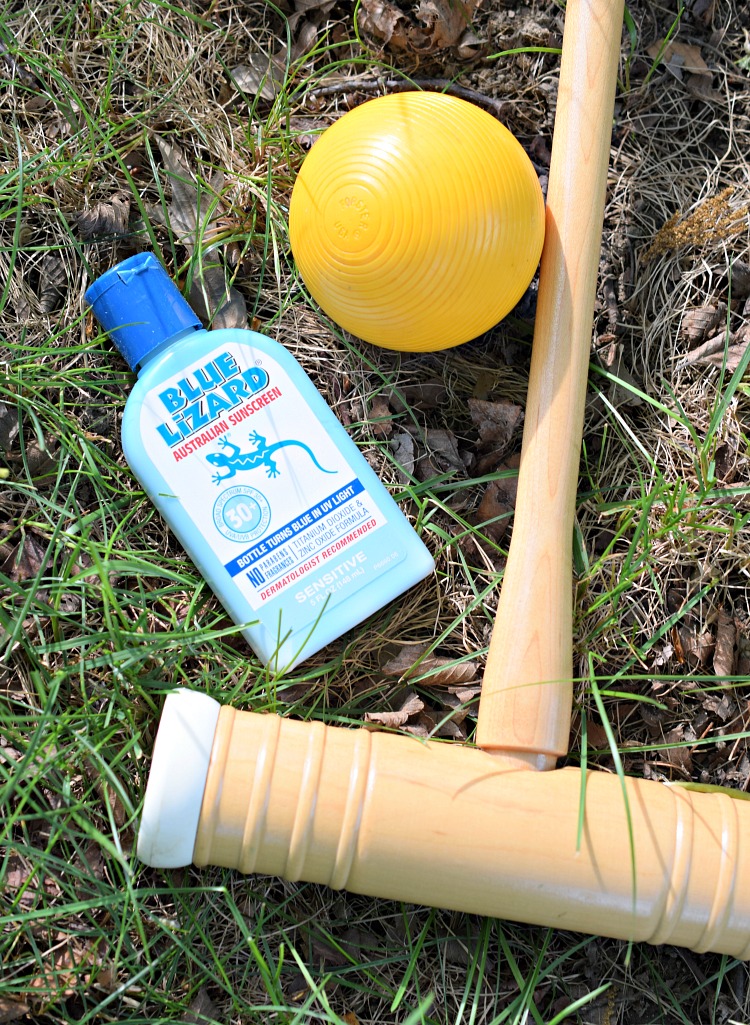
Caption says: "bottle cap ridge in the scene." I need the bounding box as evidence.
[85,253,201,370]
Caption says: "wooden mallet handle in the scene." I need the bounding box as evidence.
[476,0,625,761]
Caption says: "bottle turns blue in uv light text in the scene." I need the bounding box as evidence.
[85,253,435,671]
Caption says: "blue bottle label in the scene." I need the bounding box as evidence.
[139,342,392,616]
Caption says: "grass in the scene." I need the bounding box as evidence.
[2,0,750,1021]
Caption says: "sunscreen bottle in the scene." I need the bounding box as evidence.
[85,253,434,670]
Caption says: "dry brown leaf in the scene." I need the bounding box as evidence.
[415,0,476,50]
[416,428,465,480]
[293,0,336,15]
[688,0,716,25]
[364,689,424,729]
[713,610,736,678]
[0,997,30,1024]
[703,692,736,722]
[389,431,415,484]
[680,304,725,347]
[368,394,393,438]
[3,852,31,894]
[456,28,484,60]
[73,841,106,899]
[682,328,734,364]
[646,39,711,77]
[713,441,738,484]
[151,138,247,329]
[678,624,714,668]
[530,134,552,168]
[416,659,479,687]
[686,72,723,104]
[450,684,482,703]
[1,529,50,581]
[471,460,519,542]
[188,262,247,331]
[663,727,693,776]
[585,718,609,751]
[181,987,222,1023]
[103,781,128,829]
[225,55,283,102]
[0,401,19,450]
[156,136,222,248]
[37,254,67,314]
[123,148,148,178]
[389,379,447,412]
[434,716,466,739]
[381,641,431,676]
[306,932,349,967]
[357,0,411,50]
[382,644,479,687]
[690,336,748,371]
[93,961,118,994]
[438,691,473,725]
[28,938,99,1009]
[402,720,431,738]
[23,439,57,478]
[3,850,62,909]
[468,397,523,453]
[76,193,130,240]
[443,930,482,966]
[0,40,42,91]
[358,0,476,53]
[339,926,381,957]
[293,20,324,57]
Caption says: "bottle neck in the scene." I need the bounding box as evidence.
[134,326,203,374]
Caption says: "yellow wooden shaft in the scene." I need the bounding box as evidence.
[476,0,625,758]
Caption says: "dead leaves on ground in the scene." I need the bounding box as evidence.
[358,0,482,58]
[669,599,747,679]
[75,192,131,241]
[470,454,519,544]
[0,526,50,582]
[681,324,750,372]
[181,988,222,1024]
[0,424,56,481]
[381,642,480,686]
[0,936,116,1022]
[677,277,750,370]
[150,137,248,331]
[646,36,723,104]
[1,851,118,1022]
[680,302,726,346]
[362,641,481,739]
[223,54,286,104]
[220,0,333,108]
[74,135,249,330]
[364,386,523,545]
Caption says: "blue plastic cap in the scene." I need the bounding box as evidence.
[85,253,201,370]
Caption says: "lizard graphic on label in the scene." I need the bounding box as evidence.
[206,431,336,484]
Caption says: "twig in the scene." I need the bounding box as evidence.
[306,76,511,120]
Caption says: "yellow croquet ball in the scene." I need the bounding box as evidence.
[289,91,545,352]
